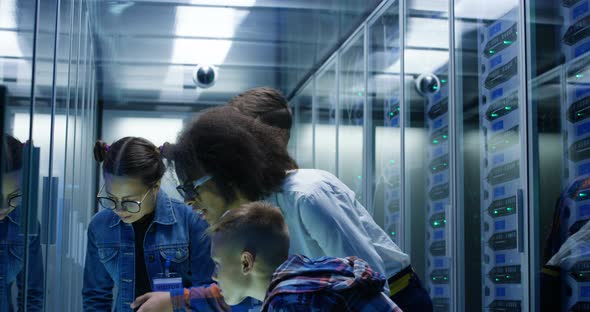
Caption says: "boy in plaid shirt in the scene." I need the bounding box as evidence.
[205,201,402,312]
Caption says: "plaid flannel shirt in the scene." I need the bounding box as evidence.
[261,255,403,312]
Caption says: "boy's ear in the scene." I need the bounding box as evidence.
[241,251,256,275]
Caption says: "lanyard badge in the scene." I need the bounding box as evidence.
[152,256,183,291]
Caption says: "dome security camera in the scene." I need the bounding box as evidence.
[193,65,218,89]
[415,73,441,96]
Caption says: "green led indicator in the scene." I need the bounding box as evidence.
[507,207,513,211]
[506,275,511,279]
[578,113,584,117]
[443,163,448,166]
[503,40,512,45]
[443,277,448,280]
[491,113,499,117]
[433,85,439,90]
[432,166,437,170]
[441,79,447,83]
[391,231,396,236]
[495,278,500,282]
[489,50,496,54]
[580,192,587,197]
[505,106,512,110]
[358,92,363,96]
[433,277,437,280]
[433,139,439,144]
[390,112,395,116]
[494,210,499,215]
[443,219,447,223]
[357,175,362,179]
[576,74,584,79]
[442,135,448,139]
[390,160,395,164]
[433,221,440,226]
[397,107,401,111]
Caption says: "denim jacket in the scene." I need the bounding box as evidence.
[0,208,44,312]
[82,191,214,312]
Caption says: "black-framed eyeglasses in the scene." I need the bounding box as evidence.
[96,185,152,213]
[176,175,212,201]
[2,191,22,209]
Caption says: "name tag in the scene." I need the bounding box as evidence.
[152,273,183,291]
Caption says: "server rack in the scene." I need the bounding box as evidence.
[561,0,590,309]
[478,8,524,312]
[383,94,402,246]
[424,65,452,312]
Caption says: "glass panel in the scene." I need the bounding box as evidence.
[455,0,525,310]
[339,31,365,201]
[315,61,337,174]
[404,0,453,310]
[292,81,314,169]
[0,0,38,309]
[530,0,590,311]
[279,0,382,96]
[368,2,402,245]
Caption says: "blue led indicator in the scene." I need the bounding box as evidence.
[573,2,589,20]
[492,120,504,131]
[434,230,444,240]
[489,23,502,37]
[434,119,443,129]
[494,186,505,197]
[435,203,444,212]
[434,174,444,184]
[579,205,590,218]
[491,55,503,69]
[492,88,503,100]
[435,259,444,268]
[579,162,590,176]
[435,287,444,296]
[495,220,506,231]
[575,41,590,57]
[576,86,590,99]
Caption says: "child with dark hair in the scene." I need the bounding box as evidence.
[208,201,403,311]
[82,137,215,312]
[227,87,292,147]
[0,135,44,312]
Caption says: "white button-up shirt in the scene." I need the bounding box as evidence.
[264,169,410,280]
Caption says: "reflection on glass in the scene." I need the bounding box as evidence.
[292,82,314,168]
[368,3,402,246]
[339,32,365,201]
[0,133,44,312]
[315,62,337,174]
[531,0,590,310]
[456,1,524,310]
[404,0,452,309]
[279,0,382,96]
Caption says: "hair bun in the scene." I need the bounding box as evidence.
[93,140,108,163]
[160,142,175,160]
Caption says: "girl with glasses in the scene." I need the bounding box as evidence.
[82,137,215,312]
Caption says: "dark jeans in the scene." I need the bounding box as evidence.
[389,266,433,312]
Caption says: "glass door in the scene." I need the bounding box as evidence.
[455,0,527,310]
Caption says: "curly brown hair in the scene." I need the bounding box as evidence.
[172,106,298,203]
